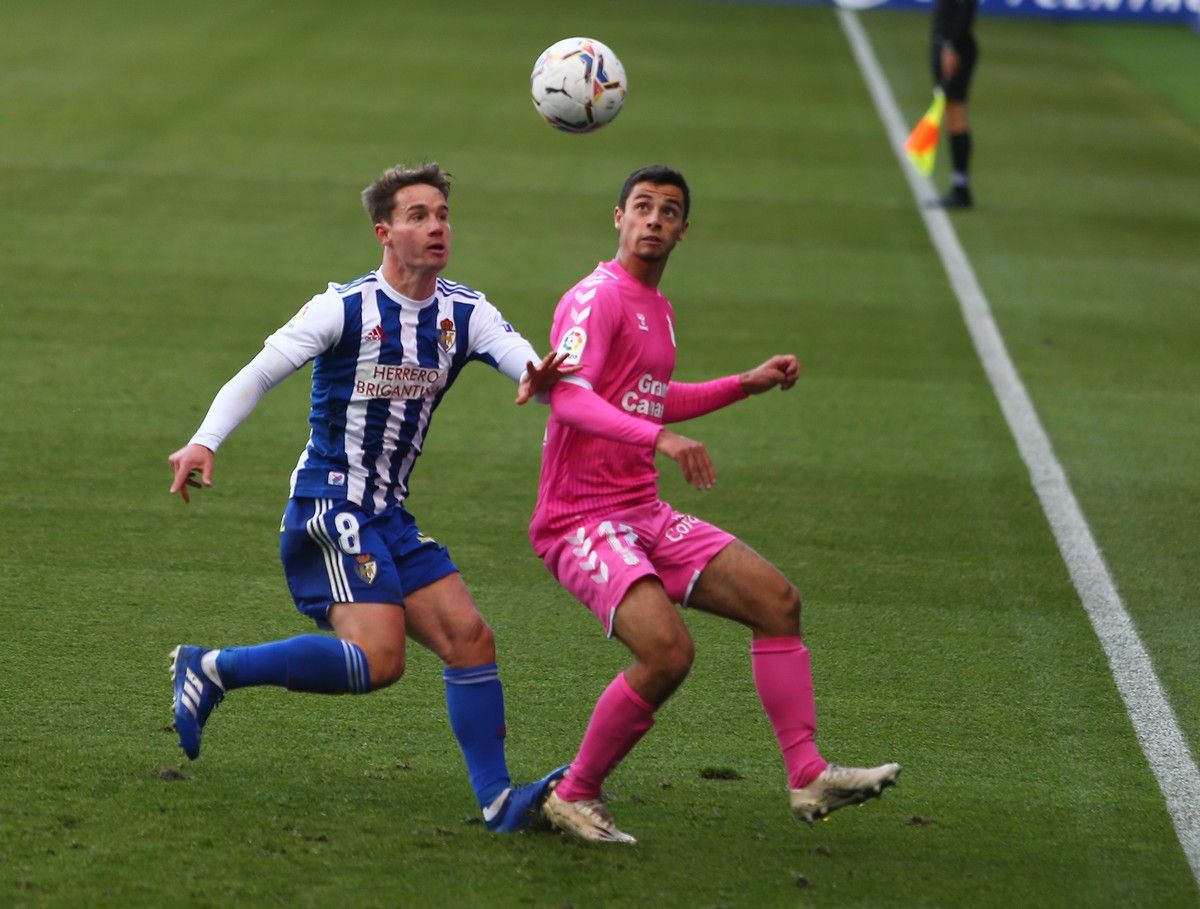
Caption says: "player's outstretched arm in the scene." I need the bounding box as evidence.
[516,351,581,405]
[165,345,299,504]
[168,444,215,504]
[656,429,716,491]
[740,354,800,394]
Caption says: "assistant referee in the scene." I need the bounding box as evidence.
[931,0,979,208]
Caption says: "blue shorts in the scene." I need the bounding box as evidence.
[280,497,457,629]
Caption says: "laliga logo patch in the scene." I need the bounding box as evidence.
[558,326,588,365]
[354,554,377,584]
[439,318,456,352]
[285,302,311,328]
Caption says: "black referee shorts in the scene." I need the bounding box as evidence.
[931,35,978,102]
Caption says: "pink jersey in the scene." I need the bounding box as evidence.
[529,259,677,551]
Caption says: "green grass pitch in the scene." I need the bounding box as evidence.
[1,2,1197,906]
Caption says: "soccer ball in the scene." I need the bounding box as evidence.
[530,37,627,134]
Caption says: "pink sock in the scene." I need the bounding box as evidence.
[555,672,656,802]
[751,636,827,789]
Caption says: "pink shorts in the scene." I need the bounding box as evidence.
[541,500,735,636]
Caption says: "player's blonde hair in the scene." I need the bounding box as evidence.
[361,163,452,225]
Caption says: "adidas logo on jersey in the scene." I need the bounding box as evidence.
[362,324,384,344]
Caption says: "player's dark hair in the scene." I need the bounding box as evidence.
[361,162,452,224]
[617,165,690,220]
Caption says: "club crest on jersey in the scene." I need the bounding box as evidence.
[354,554,377,584]
[439,318,456,352]
[558,326,588,365]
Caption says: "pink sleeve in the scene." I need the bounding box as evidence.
[662,375,747,424]
[550,381,662,448]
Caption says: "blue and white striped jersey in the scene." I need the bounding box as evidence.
[264,270,537,513]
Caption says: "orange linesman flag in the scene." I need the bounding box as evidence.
[905,89,946,176]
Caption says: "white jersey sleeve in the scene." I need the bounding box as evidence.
[263,286,346,368]
[189,345,297,452]
[189,287,344,452]
[470,294,539,383]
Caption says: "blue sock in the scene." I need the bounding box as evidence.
[215,635,370,694]
[444,663,511,807]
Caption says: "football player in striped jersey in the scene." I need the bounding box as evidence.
[167,163,571,832]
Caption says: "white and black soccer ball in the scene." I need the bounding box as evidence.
[530,37,627,134]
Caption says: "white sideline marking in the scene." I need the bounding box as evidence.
[837,8,1200,887]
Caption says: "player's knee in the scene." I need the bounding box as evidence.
[668,637,695,683]
[466,620,497,664]
[762,577,802,637]
[652,634,694,686]
[444,617,497,668]
[362,644,406,688]
[785,582,802,624]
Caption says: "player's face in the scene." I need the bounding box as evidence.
[615,182,688,261]
[375,183,451,273]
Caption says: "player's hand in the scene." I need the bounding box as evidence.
[656,429,716,490]
[740,355,800,394]
[516,351,581,405]
[940,46,960,80]
[168,443,215,504]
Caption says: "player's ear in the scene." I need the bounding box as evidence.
[613,205,623,231]
[374,221,389,246]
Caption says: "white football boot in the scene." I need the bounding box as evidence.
[543,790,637,844]
[789,762,901,826]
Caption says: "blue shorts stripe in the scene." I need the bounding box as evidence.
[307,499,352,603]
[309,500,344,599]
